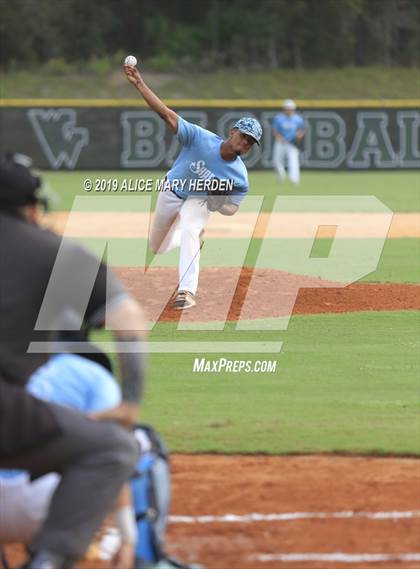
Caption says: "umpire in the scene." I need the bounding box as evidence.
[0,154,146,568]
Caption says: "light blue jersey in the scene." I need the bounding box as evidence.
[273,112,304,143]
[0,354,121,480]
[26,354,121,412]
[166,117,249,205]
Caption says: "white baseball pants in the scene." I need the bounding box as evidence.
[149,191,209,295]
[0,473,59,543]
[273,140,300,184]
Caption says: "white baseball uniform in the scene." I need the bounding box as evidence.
[0,472,59,543]
[272,111,304,184]
[150,117,249,296]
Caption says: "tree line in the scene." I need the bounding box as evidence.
[1,0,418,70]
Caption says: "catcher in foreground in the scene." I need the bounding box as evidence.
[0,154,146,568]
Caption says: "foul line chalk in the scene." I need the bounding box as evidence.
[254,553,420,563]
[169,510,420,524]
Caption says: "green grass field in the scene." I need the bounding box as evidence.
[3,66,419,99]
[48,170,419,456]
[44,170,420,213]
[141,312,419,455]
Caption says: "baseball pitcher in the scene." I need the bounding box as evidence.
[124,63,262,310]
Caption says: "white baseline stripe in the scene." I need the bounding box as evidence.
[169,510,420,524]
[255,553,420,563]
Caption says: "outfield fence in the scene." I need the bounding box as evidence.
[1,100,419,170]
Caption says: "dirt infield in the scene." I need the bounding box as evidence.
[45,211,420,239]
[167,455,420,569]
[114,267,420,323]
[46,208,420,323]
[5,455,419,569]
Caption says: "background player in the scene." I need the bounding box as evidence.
[124,62,262,310]
[272,99,305,184]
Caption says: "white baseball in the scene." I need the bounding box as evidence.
[124,55,137,67]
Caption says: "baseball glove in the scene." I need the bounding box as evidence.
[206,193,232,212]
[206,178,233,212]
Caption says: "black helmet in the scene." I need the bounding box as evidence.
[0,153,42,209]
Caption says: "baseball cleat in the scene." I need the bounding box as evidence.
[173,290,196,310]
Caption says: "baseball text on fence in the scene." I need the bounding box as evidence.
[1,107,418,170]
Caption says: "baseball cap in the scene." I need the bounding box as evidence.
[233,117,263,145]
[283,99,296,110]
[0,153,42,209]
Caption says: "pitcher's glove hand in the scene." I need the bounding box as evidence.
[206,178,233,212]
[206,193,232,212]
